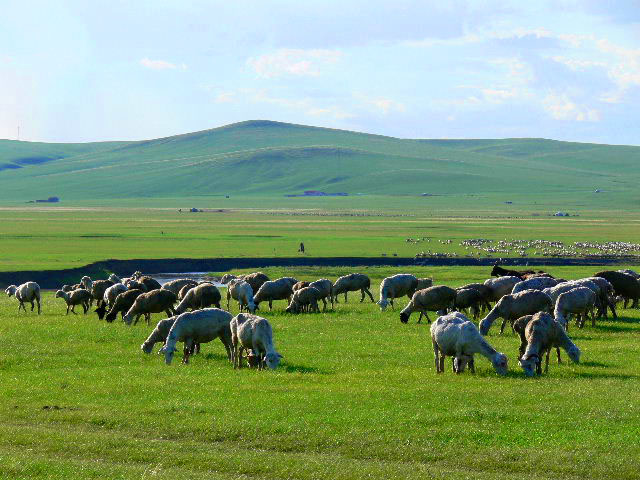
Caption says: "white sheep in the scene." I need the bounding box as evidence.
[226,279,256,313]
[479,289,553,335]
[55,288,92,315]
[161,278,198,296]
[378,274,422,311]
[332,273,375,304]
[285,286,321,313]
[174,283,222,314]
[511,276,560,294]
[108,273,121,283]
[554,287,597,329]
[399,285,456,324]
[163,308,233,365]
[518,312,581,376]
[483,276,520,302]
[308,279,333,311]
[103,283,128,309]
[5,282,41,314]
[230,313,282,370]
[431,312,508,375]
[254,277,297,311]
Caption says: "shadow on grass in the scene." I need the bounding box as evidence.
[591,324,638,333]
[573,371,637,380]
[580,360,609,368]
[281,363,330,374]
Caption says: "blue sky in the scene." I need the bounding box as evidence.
[1,0,639,144]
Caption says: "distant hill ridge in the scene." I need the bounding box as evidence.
[0,120,638,201]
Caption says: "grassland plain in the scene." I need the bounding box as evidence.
[1,205,640,272]
[1,266,639,479]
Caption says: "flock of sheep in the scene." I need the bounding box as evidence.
[4,264,639,376]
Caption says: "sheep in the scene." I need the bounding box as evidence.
[399,285,457,324]
[96,283,128,318]
[454,288,484,321]
[479,289,553,335]
[230,313,282,370]
[81,276,92,290]
[141,317,177,354]
[61,283,83,292]
[174,283,222,314]
[554,287,598,329]
[308,279,333,311]
[226,280,256,313]
[220,274,238,285]
[416,278,434,291]
[378,274,421,311]
[518,312,581,377]
[511,276,560,295]
[254,278,297,311]
[163,308,233,365]
[618,269,640,279]
[431,312,508,375]
[125,279,147,292]
[5,282,41,314]
[285,286,321,313]
[104,289,144,322]
[85,279,114,308]
[54,288,91,315]
[108,273,121,283]
[490,264,536,279]
[292,281,310,292]
[241,272,270,294]
[138,276,162,292]
[331,273,375,304]
[580,277,616,318]
[483,276,520,302]
[596,270,640,310]
[123,289,176,326]
[458,283,493,312]
[513,315,560,367]
[178,284,195,301]
[161,278,198,296]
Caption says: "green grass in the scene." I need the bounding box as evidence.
[1,206,640,272]
[1,265,639,479]
[1,120,639,206]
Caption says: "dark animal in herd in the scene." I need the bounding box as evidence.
[490,263,552,281]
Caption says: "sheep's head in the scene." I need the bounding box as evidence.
[399,312,410,324]
[491,353,508,375]
[264,352,282,370]
[5,285,17,297]
[122,313,134,326]
[478,318,491,335]
[285,303,297,314]
[141,342,154,354]
[247,352,260,368]
[164,346,177,365]
[95,304,107,320]
[567,344,581,364]
[246,301,256,314]
[377,299,389,311]
[519,354,538,377]
[55,290,64,299]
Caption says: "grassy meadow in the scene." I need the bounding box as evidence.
[1,265,639,479]
[1,204,640,272]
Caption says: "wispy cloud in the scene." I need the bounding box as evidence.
[140,58,186,70]
[543,92,600,122]
[247,49,343,78]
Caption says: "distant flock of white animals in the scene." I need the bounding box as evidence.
[5,264,639,376]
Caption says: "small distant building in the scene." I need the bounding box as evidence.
[594,189,602,193]
[504,201,513,204]
[35,196,60,203]
[554,211,569,217]
[190,207,199,212]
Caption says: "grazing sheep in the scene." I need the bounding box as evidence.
[483,276,520,302]
[105,289,144,322]
[141,317,177,354]
[230,313,282,370]
[431,312,508,375]
[102,283,128,309]
[226,280,256,313]
[308,279,333,311]
[241,272,270,294]
[161,278,198,296]
[220,274,238,285]
[174,283,222,314]
[123,289,176,326]
[454,288,484,321]
[86,279,115,308]
[125,279,147,292]
[254,278,297,311]
[479,289,553,335]
[138,276,162,292]
[399,285,457,324]
[513,315,560,367]
[490,264,535,280]
[178,284,195,301]
[554,287,597,329]
[416,278,434,291]
[378,274,422,311]
[285,286,321,313]
[163,308,233,365]
[55,288,91,315]
[5,282,41,314]
[518,312,580,377]
[511,276,560,295]
[292,281,310,292]
[108,273,121,283]
[595,271,640,310]
[332,273,375,304]
[580,277,616,318]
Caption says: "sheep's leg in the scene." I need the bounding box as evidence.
[183,339,193,364]
[417,312,423,324]
[438,355,445,373]
[556,347,562,364]
[344,292,348,303]
[83,302,89,314]
[390,299,395,310]
[432,340,441,373]
[268,300,273,311]
[321,298,327,311]
[71,305,77,315]
[499,318,508,334]
[365,288,375,303]
[469,356,475,374]
[30,301,35,311]
[544,350,550,374]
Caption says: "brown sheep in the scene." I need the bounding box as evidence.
[122,289,176,326]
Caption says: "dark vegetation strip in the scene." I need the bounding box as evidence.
[0,256,637,289]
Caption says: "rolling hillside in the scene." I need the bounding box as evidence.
[0,120,638,203]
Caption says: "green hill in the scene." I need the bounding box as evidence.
[0,120,638,203]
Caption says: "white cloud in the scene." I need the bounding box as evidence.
[543,93,600,122]
[306,106,355,119]
[550,56,606,71]
[140,58,186,70]
[364,96,406,114]
[214,92,235,103]
[247,48,343,78]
